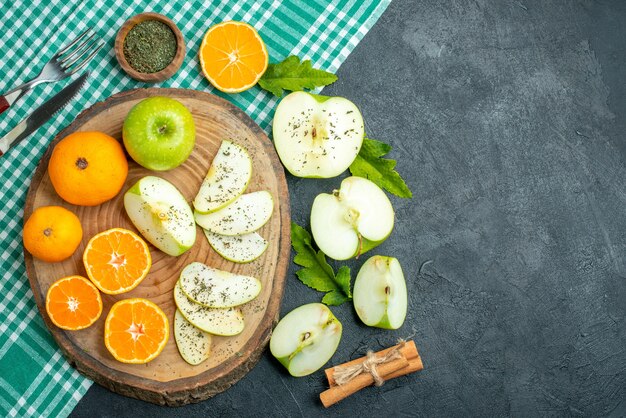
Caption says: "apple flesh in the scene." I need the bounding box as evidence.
[193,140,252,214]
[270,303,342,377]
[179,261,261,308]
[273,91,364,178]
[174,281,244,336]
[194,191,273,236]
[353,256,407,329]
[310,176,394,260]
[124,176,196,256]
[123,96,196,171]
[203,229,268,263]
[174,309,212,365]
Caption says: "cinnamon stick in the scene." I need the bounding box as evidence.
[325,340,422,386]
[320,355,409,408]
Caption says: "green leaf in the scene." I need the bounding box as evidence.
[290,222,352,305]
[349,137,413,198]
[258,56,338,97]
[322,291,350,306]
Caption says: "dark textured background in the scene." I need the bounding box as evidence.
[72,0,626,416]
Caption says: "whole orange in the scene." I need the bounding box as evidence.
[48,131,128,206]
[23,206,83,262]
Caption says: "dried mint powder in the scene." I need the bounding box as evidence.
[123,20,177,73]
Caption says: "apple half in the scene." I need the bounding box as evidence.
[179,261,261,308]
[194,191,273,236]
[124,176,196,256]
[193,140,252,214]
[174,281,244,336]
[203,229,268,263]
[310,176,394,260]
[270,303,342,377]
[353,255,407,329]
[273,91,364,178]
[174,309,212,365]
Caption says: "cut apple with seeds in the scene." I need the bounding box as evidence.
[311,176,394,260]
[174,309,212,365]
[194,191,273,236]
[174,281,244,336]
[124,176,196,257]
[270,303,342,377]
[272,91,364,178]
[180,261,261,308]
[193,140,252,214]
[353,255,407,330]
[203,229,268,263]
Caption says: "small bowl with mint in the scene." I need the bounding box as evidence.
[115,12,185,83]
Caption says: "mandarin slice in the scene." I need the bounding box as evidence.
[46,276,102,330]
[83,228,151,295]
[199,20,268,93]
[104,298,169,364]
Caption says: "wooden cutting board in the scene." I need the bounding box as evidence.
[23,88,290,406]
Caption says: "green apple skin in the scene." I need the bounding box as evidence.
[353,255,407,330]
[123,97,196,171]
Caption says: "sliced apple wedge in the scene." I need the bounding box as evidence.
[193,140,252,214]
[353,255,407,329]
[270,303,342,377]
[179,262,261,308]
[203,229,268,263]
[124,176,196,256]
[194,191,273,236]
[174,282,244,336]
[273,91,364,178]
[311,176,394,260]
[174,309,212,365]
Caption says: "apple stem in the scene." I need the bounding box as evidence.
[356,233,363,259]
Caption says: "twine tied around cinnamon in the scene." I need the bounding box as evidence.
[333,340,406,386]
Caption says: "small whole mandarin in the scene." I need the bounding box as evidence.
[23,206,83,262]
[48,131,128,206]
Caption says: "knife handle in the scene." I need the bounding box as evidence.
[0,96,8,115]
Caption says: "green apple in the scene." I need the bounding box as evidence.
[193,140,252,214]
[174,309,212,365]
[203,229,268,263]
[174,281,244,336]
[179,261,261,308]
[123,96,196,171]
[272,91,364,178]
[194,191,273,236]
[353,255,407,329]
[310,176,394,260]
[270,303,342,377]
[124,176,196,256]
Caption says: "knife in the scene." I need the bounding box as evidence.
[0,72,89,157]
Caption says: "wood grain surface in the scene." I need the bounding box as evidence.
[23,88,290,406]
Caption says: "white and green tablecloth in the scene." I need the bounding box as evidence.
[0,0,390,416]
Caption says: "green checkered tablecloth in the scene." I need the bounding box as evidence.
[0,0,390,416]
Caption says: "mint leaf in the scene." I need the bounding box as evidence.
[291,222,352,305]
[258,56,337,97]
[350,137,413,198]
[322,291,349,306]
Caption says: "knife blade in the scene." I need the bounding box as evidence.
[0,72,89,157]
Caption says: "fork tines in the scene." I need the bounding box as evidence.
[54,28,104,75]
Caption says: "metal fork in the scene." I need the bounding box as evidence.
[0,28,104,115]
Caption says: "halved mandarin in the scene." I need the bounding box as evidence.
[46,276,102,330]
[83,228,151,295]
[104,298,169,364]
[199,20,269,93]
